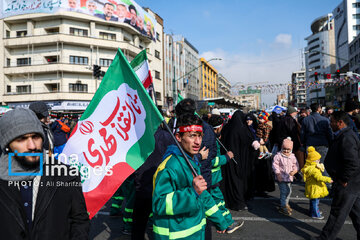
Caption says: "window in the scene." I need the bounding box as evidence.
[16,85,31,93]
[46,27,59,34]
[6,85,11,93]
[309,45,320,52]
[156,32,160,41]
[70,56,88,65]
[100,58,113,67]
[69,83,88,93]
[17,58,31,66]
[6,58,10,67]
[70,27,88,36]
[155,50,160,59]
[155,70,160,80]
[16,30,27,37]
[353,2,360,7]
[155,91,161,101]
[308,38,319,45]
[6,30,10,38]
[353,14,360,19]
[309,58,320,65]
[45,56,59,63]
[99,32,116,40]
[353,25,360,30]
[45,83,58,92]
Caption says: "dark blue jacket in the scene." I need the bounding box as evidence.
[51,120,70,146]
[300,112,333,147]
[347,113,360,140]
[197,121,217,188]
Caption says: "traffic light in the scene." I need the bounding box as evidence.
[335,69,340,79]
[314,72,319,82]
[325,73,331,79]
[93,65,101,78]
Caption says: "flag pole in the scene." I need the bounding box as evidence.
[216,138,238,165]
[162,120,198,177]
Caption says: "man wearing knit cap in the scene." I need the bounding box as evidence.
[0,108,89,239]
[29,101,54,153]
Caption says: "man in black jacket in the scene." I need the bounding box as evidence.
[317,111,360,240]
[0,108,89,240]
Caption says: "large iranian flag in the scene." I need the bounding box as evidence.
[62,49,163,218]
[131,49,153,90]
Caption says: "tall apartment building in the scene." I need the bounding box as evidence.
[333,0,360,71]
[217,73,232,99]
[199,58,217,99]
[163,34,199,109]
[0,1,164,109]
[291,70,307,108]
[305,13,335,105]
[348,34,360,100]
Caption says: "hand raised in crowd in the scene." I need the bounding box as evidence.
[199,146,209,160]
[226,151,234,159]
[192,175,207,195]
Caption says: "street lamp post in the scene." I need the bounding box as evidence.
[172,57,222,106]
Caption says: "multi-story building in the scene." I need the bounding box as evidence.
[276,93,288,107]
[199,58,217,99]
[291,70,307,108]
[235,88,261,110]
[164,34,199,108]
[217,73,232,99]
[333,0,360,71]
[0,1,164,109]
[305,13,336,105]
[348,34,360,100]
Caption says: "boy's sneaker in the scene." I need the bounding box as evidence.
[286,204,293,213]
[311,215,324,220]
[264,152,272,159]
[279,206,291,216]
[258,152,265,159]
[226,220,244,234]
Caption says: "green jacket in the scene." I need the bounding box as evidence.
[152,145,228,240]
[211,141,228,185]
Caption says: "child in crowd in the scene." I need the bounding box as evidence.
[272,137,299,216]
[206,115,244,233]
[256,111,272,159]
[301,147,332,219]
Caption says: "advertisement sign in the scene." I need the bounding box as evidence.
[0,0,157,41]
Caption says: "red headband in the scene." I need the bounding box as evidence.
[178,125,203,133]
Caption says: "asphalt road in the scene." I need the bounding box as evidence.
[89,182,357,240]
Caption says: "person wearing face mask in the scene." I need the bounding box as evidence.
[272,138,299,216]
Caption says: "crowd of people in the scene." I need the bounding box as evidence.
[0,98,359,240]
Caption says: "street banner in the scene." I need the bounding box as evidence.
[62,48,163,218]
[131,50,153,90]
[0,0,157,42]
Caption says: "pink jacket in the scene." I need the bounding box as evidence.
[272,152,299,182]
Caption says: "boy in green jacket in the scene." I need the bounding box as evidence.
[208,114,244,233]
[152,114,228,240]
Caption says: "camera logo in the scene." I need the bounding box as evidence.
[8,151,43,176]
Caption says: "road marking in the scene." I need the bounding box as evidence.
[253,197,332,201]
[233,216,352,225]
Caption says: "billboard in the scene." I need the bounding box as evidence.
[0,0,157,41]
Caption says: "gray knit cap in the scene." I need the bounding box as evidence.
[0,108,45,151]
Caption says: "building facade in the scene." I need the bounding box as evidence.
[333,0,360,71]
[217,73,232,99]
[199,57,217,99]
[0,7,164,109]
[291,70,307,108]
[305,13,336,105]
[235,88,261,110]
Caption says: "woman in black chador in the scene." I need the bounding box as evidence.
[220,110,257,211]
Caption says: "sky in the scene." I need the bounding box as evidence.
[136,0,341,106]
